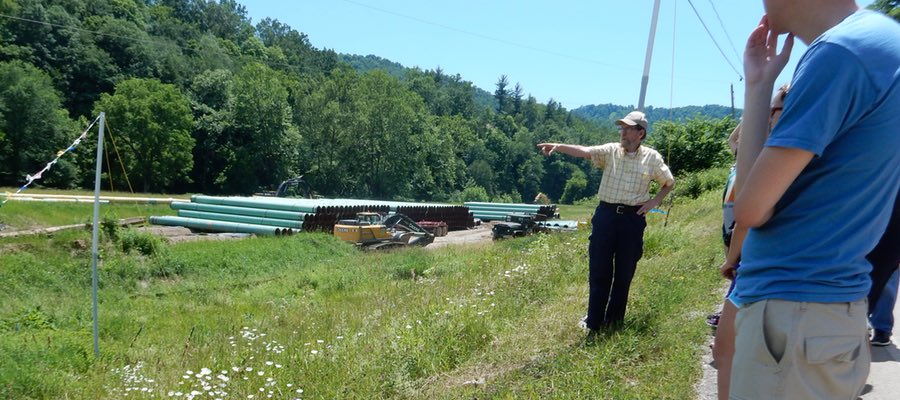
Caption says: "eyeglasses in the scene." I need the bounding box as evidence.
[617,125,643,133]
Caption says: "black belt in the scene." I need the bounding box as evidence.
[599,201,641,214]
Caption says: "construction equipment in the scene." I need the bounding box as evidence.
[333,212,435,250]
[492,213,541,240]
[256,176,314,198]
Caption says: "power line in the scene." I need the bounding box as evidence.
[339,0,636,72]
[706,0,742,64]
[0,12,165,47]
[685,0,743,80]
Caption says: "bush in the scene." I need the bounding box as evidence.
[101,215,120,241]
[452,184,490,202]
[648,116,737,175]
[673,167,730,199]
[560,170,588,204]
[118,230,166,257]
[491,191,522,204]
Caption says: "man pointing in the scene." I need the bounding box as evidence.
[537,111,674,331]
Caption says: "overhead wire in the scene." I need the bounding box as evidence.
[339,0,635,71]
[706,0,743,64]
[685,0,744,81]
[105,123,135,193]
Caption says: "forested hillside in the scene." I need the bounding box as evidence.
[573,103,738,127]
[339,53,499,111]
[0,0,749,204]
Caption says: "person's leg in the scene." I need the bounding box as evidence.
[867,194,899,312]
[605,213,646,324]
[870,269,898,345]
[731,299,870,400]
[713,300,737,400]
[586,206,615,330]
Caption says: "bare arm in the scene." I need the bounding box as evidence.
[638,181,674,215]
[728,123,741,155]
[536,143,592,160]
[735,147,814,227]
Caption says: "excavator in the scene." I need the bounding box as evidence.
[333,212,435,250]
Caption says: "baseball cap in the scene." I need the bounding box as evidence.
[615,111,648,130]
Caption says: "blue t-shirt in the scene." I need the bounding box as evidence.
[732,10,900,306]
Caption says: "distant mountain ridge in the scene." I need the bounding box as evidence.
[572,103,741,128]
[339,53,497,110]
[338,54,740,124]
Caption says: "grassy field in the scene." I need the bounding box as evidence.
[0,187,181,230]
[0,191,725,399]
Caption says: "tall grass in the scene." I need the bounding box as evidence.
[0,190,725,399]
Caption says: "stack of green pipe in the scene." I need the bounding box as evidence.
[152,195,476,234]
[149,216,294,236]
[464,201,557,222]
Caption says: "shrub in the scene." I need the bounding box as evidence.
[648,116,737,175]
[560,170,588,204]
[118,230,166,257]
[673,167,730,199]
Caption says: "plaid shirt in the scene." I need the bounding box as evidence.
[589,143,674,206]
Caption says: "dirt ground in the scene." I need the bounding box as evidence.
[138,223,497,248]
[427,223,495,250]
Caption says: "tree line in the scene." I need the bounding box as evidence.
[4,0,832,203]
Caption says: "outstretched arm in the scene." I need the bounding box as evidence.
[536,143,592,160]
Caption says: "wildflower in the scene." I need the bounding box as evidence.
[310,350,319,354]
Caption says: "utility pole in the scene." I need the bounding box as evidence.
[637,0,662,111]
[730,84,736,120]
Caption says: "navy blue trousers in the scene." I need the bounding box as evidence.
[585,204,647,329]
[868,191,900,313]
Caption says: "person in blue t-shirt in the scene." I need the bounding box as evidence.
[721,2,900,399]
[711,85,789,400]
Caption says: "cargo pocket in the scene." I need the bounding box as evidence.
[805,335,862,364]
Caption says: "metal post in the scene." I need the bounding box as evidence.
[638,0,662,111]
[731,84,736,120]
[91,112,105,358]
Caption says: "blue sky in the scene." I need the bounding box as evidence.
[241,0,874,109]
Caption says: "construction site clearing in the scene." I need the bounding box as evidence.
[1,192,580,250]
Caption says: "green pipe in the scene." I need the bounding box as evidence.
[149,216,293,236]
[464,202,546,211]
[191,195,319,213]
[177,210,303,229]
[470,210,538,215]
[172,202,306,221]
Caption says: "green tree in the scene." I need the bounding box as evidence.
[349,70,428,199]
[223,63,299,194]
[187,68,233,193]
[560,170,588,204]
[0,61,78,187]
[647,116,736,176]
[494,74,509,114]
[92,78,194,192]
[869,0,900,21]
